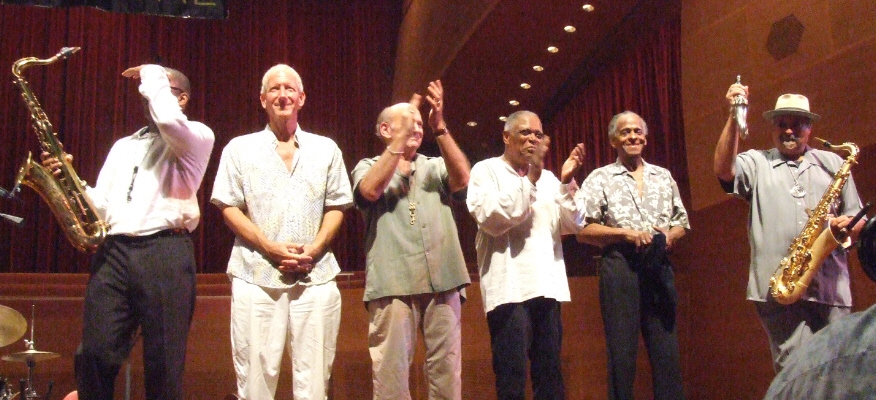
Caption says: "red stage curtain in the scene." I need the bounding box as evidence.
[0,0,401,273]
[546,14,687,276]
[0,2,684,277]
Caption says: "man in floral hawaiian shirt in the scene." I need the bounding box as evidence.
[575,111,689,400]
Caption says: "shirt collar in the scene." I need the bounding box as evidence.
[133,127,157,139]
[261,125,307,148]
[606,158,655,177]
[767,145,817,169]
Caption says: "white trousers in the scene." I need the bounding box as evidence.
[231,278,341,400]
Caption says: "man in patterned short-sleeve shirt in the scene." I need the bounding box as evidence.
[211,64,353,400]
[575,111,689,400]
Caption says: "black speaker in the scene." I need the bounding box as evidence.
[858,217,876,283]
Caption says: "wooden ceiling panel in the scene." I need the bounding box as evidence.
[393,0,641,160]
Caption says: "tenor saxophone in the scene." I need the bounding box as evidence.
[769,138,859,304]
[11,47,107,252]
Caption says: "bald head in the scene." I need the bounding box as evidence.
[164,67,191,95]
[374,102,419,137]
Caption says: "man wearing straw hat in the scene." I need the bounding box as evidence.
[714,84,865,372]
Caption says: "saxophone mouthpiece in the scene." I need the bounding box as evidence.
[813,137,831,148]
[59,47,81,59]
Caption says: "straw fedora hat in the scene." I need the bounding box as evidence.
[762,93,821,122]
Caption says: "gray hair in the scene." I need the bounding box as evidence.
[504,110,539,132]
[260,64,304,95]
[607,111,647,138]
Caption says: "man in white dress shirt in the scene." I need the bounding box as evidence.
[44,64,215,400]
[467,110,584,400]
[211,64,353,400]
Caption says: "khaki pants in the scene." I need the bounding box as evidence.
[367,290,462,400]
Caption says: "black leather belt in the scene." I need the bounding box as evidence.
[107,228,189,242]
[154,228,189,237]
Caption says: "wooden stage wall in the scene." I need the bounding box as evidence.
[3,224,876,400]
[1,273,647,400]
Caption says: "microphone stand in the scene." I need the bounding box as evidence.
[0,212,24,228]
[0,185,25,228]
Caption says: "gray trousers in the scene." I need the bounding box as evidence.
[754,298,850,372]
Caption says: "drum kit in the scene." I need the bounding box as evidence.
[0,305,57,400]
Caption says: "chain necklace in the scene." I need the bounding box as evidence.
[786,162,806,198]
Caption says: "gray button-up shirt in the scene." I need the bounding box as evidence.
[352,154,470,302]
[722,147,862,305]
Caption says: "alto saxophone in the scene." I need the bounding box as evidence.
[769,138,859,304]
[11,47,107,252]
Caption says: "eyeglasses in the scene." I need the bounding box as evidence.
[517,129,545,140]
[776,119,811,130]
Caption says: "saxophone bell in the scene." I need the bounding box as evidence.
[731,75,749,140]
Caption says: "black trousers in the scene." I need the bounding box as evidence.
[76,231,196,400]
[487,297,565,400]
[599,244,684,400]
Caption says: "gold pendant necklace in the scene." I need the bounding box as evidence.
[408,172,417,225]
[408,201,417,225]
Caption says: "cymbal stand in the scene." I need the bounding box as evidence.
[20,305,53,400]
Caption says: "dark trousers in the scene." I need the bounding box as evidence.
[486,297,565,400]
[599,245,684,400]
[76,231,196,400]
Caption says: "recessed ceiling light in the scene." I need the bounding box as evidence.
[466,121,477,127]
[547,46,559,53]
[509,100,520,106]
[564,26,576,33]
[582,4,595,12]
[499,116,507,122]
[533,65,544,72]
[520,83,531,89]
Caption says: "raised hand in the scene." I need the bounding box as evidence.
[560,143,585,184]
[121,65,147,80]
[425,80,446,133]
[409,93,422,108]
[725,82,749,106]
[527,135,550,184]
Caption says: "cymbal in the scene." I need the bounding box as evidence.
[1,349,60,363]
[0,305,27,348]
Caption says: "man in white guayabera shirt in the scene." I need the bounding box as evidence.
[211,64,353,400]
[467,110,584,400]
